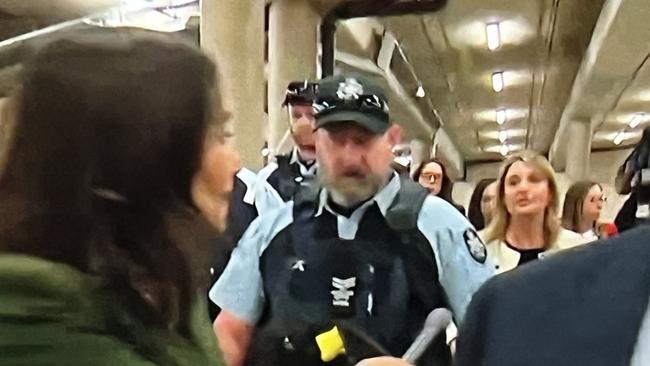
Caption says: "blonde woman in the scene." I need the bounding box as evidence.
[484,151,588,273]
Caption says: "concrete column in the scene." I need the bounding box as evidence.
[564,120,593,181]
[201,0,265,169]
[267,0,320,156]
[433,128,464,180]
[410,139,432,175]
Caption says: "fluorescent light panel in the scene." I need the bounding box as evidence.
[613,131,625,145]
[629,113,644,128]
[486,23,501,51]
[495,109,506,125]
[492,71,504,92]
[500,144,509,156]
[498,130,508,143]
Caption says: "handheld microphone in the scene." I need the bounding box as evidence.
[401,308,452,364]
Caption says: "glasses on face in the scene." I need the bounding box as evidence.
[420,173,442,184]
[313,94,389,115]
[590,196,607,203]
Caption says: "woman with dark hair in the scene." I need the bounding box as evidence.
[0,28,230,365]
[467,179,497,231]
[562,181,614,241]
[413,158,465,215]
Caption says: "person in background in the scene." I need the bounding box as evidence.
[413,158,465,215]
[468,178,497,232]
[561,181,616,241]
[255,81,319,213]
[615,192,637,233]
[0,29,231,365]
[483,151,588,273]
[615,127,650,231]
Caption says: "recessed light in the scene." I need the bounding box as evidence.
[498,130,508,143]
[416,85,426,98]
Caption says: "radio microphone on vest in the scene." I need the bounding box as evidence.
[402,308,452,364]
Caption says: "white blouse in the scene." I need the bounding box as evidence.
[486,229,590,273]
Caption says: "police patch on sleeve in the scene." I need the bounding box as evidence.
[463,228,487,264]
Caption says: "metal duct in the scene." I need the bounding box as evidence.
[320,0,447,76]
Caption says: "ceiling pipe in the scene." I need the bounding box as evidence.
[320,0,447,77]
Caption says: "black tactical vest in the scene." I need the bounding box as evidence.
[244,177,450,366]
[267,155,304,202]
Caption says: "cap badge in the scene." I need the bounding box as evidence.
[337,78,364,101]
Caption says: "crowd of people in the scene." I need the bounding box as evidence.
[0,27,648,366]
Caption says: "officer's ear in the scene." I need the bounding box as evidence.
[385,124,403,147]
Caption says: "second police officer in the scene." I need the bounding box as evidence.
[255,81,320,213]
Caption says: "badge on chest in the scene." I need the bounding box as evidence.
[331,276,356,307]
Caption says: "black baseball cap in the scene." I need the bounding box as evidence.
[313,75,390,134]
[282,80,318,106]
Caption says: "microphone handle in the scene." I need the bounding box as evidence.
[402,309,452,364]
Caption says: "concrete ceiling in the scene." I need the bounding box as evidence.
[360,0,606,162]
[4,0,650,169]
[550,0,650,170]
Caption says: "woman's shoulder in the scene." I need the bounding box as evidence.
[0,254,224,366]
[555,229,591,249]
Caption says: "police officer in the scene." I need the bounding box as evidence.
[210,75,493,366]
[255,81,320,213]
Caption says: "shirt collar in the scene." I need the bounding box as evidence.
[236,168,258,205]
[290,148,317,177]
[289,148,300,165]
[315,173,400,218]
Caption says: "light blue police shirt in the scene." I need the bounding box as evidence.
[254,148,317,214]
[210,174,494,324]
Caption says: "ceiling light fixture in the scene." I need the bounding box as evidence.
[486,22,501,51]
[629,113,644,128]
[495,109,506,125]
[613,131,625,145]
[416,85,426,98]
[492,71,504,92]
[498,129,508,143]
[500,144,509,156]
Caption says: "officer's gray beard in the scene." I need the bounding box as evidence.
[319,169,385,208]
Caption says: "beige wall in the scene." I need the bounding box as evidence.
[452,149,633,222]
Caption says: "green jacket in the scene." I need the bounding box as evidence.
[0,254,225,366]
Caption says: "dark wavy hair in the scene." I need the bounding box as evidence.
[468,178,496,230]
[0,28,219,333]
[412,158,454,201]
